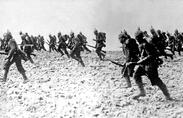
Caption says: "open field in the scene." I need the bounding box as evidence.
[0,51,183,118]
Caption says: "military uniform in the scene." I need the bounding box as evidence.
[167,33,176,55]
[94,30,106,60]
[79,32,91,53]
[38,36,47,51]
[174,30,183,55]
[70,34,85,67]
[49,35,57,52]
[2,38,28,83]
[131,31,172,100]
[58,34,70,58]
[119,32,139,87]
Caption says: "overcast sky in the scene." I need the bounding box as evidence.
[0,0,183,50]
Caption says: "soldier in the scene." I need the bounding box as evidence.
[93,29,106,60]
[118,30,140,88]
[0,37,5,50]
[1,32,29,83]
[30,35,38,51]
[24,35,34,63]
[20,32,34,63]
[48,34,57,52]
[67,31,75,50]
[38,35,46,51]
[70,34,85,67]
[57,32,70,58]
[174,29,183,55]
[78,32,91,53]
[127,30,172,100]
[157,30,173,59]
[167,33,176,55]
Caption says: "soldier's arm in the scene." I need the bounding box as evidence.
[6,48,15,60]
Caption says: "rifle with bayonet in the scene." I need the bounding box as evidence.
[0,51,8,55]
[87,44,106,53]
[105,58,125,67]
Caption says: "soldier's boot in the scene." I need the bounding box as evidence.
[158,83,172,100]
[124,76,131,88]
[80,60,85,67]
[133,82,146,99]
[21,72,29,84]
[178,51,181,56]
[2,70,8,82]
[64,50,70,58]
[98,54,103,60]
[28,56,34,64]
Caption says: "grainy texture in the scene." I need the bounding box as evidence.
[0,51,182,118]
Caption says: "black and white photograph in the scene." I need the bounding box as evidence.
[0,0,183,117]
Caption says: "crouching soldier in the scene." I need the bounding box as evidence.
[1,32,29,83]
[127,30,172,100]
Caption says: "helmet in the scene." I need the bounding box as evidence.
[58,32,61,37]
[19,31,22,35]
[94,29,98,34]
[175,29,178,34]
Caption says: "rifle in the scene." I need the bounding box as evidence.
[93,39,97,41]
[87,44,106,53]
[18,44,34,47]
[105,58,125,67]
[0,51,8,55]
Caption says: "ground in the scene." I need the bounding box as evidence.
[0,51,183,118]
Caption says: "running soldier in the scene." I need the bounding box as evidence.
[93,29,106,60]
[127,30,172,100]
[118,30,140,88]
[57,32,70,58]
[20,32,34,63]
[78,32,91,53]
[167,32,176,55]
[67,31,75,50]
[1,31,29,83]
[48,34,57,52]
[70,34,85,67]
[174,29,183,55]
[157,30,173,59]
[38,35,47,51]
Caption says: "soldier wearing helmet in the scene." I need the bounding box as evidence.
[174,29,183,55]
[126,28,172,100]
[1,33,29,83]
[93,29,106,60]
[118,29,139,88]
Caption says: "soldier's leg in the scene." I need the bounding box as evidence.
[42,44,47,51]
[178,44,181,55]
[49,45,52,52]
[147,68,172,100]
[27,54,34,64]
[157,79,172,100]
[96,48,102,60]
[63,48,70,58]
[57,45,64,55]
[133,66,146,99]
[15,58,28,83]
[54,46,58,52]
[121,65,131,88]
[76,51,85,67]
[2,61,12,82]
